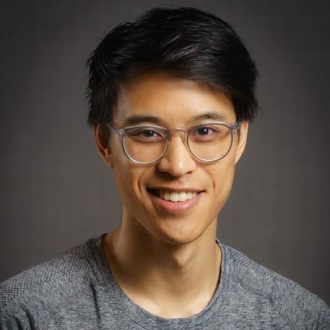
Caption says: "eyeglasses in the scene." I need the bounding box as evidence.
[106,121,242,165]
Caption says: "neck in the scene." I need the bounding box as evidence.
[103,216,221,318]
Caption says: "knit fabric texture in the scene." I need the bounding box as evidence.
[1,236,329,329]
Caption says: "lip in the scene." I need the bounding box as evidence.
[147,187,203,214]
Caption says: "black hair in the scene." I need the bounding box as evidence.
[87,7,258,128]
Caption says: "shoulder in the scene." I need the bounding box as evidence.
[0,237,104,328]
[222,244,330,329]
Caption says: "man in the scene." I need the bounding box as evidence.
[1,6,329,329]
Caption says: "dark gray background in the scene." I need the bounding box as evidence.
[1,0,329,304]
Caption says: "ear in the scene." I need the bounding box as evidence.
[234,121,249,164]
[94,124,113,168]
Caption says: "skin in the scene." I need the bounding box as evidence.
[95,71,248,318]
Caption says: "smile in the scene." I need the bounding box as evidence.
[160,191,197,202]
[148,188,202,213]
[148,188,199,203]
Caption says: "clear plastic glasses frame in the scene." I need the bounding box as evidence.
[106,121,242,165]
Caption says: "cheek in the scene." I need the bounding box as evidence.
[112,157,150,210]
[210,158,236,199]
[113,160,136,191]
[113,168,138,213]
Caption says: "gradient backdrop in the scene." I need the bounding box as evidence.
[1,0,329,304]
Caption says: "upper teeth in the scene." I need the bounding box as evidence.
[160,191,197,202]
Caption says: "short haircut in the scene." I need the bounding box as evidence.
[87,7,258,129]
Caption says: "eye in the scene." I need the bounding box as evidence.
[195,127,213,136]
[190,124,226,142]
[140,130,158,137]
[126,127,164,143]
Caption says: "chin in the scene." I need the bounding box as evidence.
[150,219,217,247]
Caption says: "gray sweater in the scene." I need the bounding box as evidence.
[1,236,329,329]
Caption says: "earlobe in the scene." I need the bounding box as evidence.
[234,121,249,164]
[104,146,114,167]
[94,125,113,168]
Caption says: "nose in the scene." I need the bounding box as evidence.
[157,135,196,177]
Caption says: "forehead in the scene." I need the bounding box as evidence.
[114,71,236,126]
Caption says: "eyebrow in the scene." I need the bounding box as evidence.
[122,115,164,126]
[187,112,229,123]
[122,111,229,127]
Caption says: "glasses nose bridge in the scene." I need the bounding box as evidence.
[166,127,188,140]
[164,128,190,152]
[163,127,192,158]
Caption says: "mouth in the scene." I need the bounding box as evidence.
[148,189,200,202]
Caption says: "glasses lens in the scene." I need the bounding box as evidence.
[123,126,167,164]
[188,124,233,162]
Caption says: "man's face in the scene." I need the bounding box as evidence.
[96,71,248,246]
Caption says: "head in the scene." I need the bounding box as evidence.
[87,7,259,245]
[87,6,258,132]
